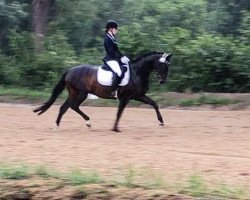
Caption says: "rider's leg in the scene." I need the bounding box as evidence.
[106,60,122,77]
[106,61,122,97]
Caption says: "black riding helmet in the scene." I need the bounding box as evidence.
[106,20,119,30]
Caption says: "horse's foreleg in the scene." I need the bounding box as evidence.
[113,98,129,132]
[70,92,91,127]
[135,95,164,126]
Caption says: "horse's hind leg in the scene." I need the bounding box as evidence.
[70,91,91,127]
[55,98,71,128]
[135,95,164,126]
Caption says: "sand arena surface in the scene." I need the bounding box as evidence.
[0,103,249,188]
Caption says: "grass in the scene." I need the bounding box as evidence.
[34,165,51,178]
[66,169,103,186]
[0,164,248,199]
[116,166,167,189]
[179,174,207,197]
[178,174,248,199]
[0,164,29,180]
[179,94,240,107]
[122,166,137,188]
[0,85,50,100]
[210,183,247,199]
[0,85,247,108]
[33,165,61,179]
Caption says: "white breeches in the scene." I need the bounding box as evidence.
[106,60,122,77]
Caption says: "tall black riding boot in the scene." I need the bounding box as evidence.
[111,73,121,91]
[110,73,121,98]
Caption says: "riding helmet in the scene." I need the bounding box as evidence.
[106,20,119,30]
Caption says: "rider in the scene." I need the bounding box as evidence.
[103,20,130,97]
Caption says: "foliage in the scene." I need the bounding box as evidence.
[0,1,29,54]
[0,0,249,92]
[168,34,250,92]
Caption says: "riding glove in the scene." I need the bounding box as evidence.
[121,56,130,64]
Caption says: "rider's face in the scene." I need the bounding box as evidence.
[111,28,118,36]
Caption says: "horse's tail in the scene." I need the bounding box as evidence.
[33,71,67,115]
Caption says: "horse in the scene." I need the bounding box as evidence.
[33,51,172,132]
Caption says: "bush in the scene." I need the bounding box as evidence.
[1,30,79,89]
[167,34,250,92]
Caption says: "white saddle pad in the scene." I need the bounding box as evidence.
[97,66,130,86]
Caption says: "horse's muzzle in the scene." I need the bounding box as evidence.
[159,79,166,84]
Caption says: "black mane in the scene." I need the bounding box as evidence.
[131,51,163,64]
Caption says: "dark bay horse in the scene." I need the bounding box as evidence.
[34,51,172,132]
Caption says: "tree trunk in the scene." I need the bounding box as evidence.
[32,0,54,53]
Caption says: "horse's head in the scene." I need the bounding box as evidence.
[130,51,172,85]
[153,53,172,84]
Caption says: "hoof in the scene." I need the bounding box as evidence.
[112,127,121,132]
[53,123,59,130]
[159,123,164,126]
[86,120,91,127]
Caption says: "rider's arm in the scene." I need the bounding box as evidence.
[104,36,123,60]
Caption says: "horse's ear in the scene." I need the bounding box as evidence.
[167,53,173,60]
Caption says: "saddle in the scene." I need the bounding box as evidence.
[101,62,127,74]
[97,63,130,86]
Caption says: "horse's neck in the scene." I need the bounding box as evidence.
[132,57,155,80]
[130,58,155,90]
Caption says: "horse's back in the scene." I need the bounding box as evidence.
[65,64,98,89]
